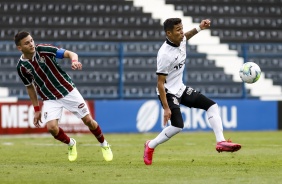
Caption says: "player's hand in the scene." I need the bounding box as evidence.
[163,108,171,126]
[71,60,82,70]
[34,111,42,128]
[200,19,211,30]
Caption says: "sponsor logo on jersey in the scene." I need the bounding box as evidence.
[78,103,85,109]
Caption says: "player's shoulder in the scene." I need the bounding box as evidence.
[158,43,177,61]
[158,46,170,58]
[157,52,173,65]
[36,44,59,50]
[16,58,24,69]
[158,42,171,55]
[36,44,59,53]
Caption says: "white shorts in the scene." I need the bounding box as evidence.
[42,88,90,123]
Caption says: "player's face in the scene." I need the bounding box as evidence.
[17,35,35,55]
[167,23,184,46]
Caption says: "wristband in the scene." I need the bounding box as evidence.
[72,60,78,63]
[34,106,40,112]
[195,26,201,32]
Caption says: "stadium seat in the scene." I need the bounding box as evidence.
[9,88,28,97]
[1,0,281,99]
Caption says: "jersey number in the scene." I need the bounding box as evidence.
[174,63,184,70]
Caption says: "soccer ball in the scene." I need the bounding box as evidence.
[239,62,261,84]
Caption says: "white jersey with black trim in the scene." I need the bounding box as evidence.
[156,37,187,97]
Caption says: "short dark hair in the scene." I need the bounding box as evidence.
[163,18,182,32]
[14,31,30,46]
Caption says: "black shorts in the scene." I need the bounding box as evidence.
[158,86,215,128]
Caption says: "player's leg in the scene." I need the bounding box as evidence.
[47,119,77,161]
[204,102,241,152]
[148,109,183,148]
[81,114,113,161]
[63,88,113,161]
[181,87,241,152]
[144,94,183,165]
[43,101,77,161]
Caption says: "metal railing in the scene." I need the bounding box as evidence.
[1,41,282,99]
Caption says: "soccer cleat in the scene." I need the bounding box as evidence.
[101,143,113,161]
[216,139,241,153]
[68,138,77,162]
[143,140,154,165]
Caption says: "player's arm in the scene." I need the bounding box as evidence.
[157,75,171,126]
[63,50,82,70]
[26,83,42,127]
[184,19,211,40]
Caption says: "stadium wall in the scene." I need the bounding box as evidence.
[0,99,280,134]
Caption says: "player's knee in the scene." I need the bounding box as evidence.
[173,126,183,133]
[171,121,184,129]
[164,126,183,139]
[82,117,92,126]
[207,103,219,112]
[46,121,58,135]
[82,114,96,127]
[204,98,216,110]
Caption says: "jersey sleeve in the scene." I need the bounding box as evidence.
[17,64,33,86]
[56,48,66,59]
[156,53,170,76]
[36,44,65,58]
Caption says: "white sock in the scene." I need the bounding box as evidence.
[100,140,108,147]
[148,126,182,149]
[207,104,225,142]
[68,138,75,146]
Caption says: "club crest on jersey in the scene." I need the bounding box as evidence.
[172,97,179,105]
[39,57,46,63]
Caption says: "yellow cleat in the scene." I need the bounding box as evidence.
[101,143,113,161]
[68,139,77,162]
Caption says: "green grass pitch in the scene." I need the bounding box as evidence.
[1,131,282,184]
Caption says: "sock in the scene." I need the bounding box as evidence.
[90,125,105,143]
[68,138,75,146]
[206,104,225,142]
[54,127,70,144]
[100,140,108,147]
[148,125,182,149]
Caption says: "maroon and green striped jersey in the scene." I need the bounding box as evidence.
[16,44,75,100]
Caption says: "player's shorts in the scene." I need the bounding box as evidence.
[158,86,216,128]
[41,88,90,123]
[163,86,215,111]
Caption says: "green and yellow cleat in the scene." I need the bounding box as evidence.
[68,138,77,162]
[101,143,113,161]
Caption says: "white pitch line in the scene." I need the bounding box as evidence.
[2,142,14,146]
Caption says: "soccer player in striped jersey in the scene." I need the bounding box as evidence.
[14,31,113,162]
[143,18,241,165]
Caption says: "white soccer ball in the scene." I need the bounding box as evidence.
[239,62,261,84]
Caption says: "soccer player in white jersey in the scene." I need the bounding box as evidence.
[143,18,241,165]
[15,31,113,162]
